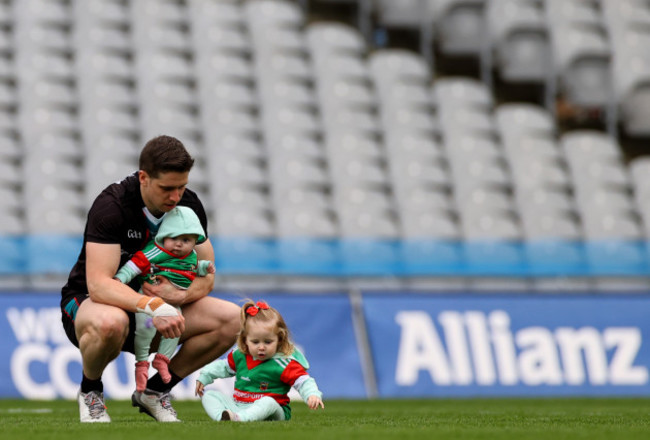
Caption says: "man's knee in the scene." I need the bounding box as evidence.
[98,313,129,341]
[78,310,129,345]
[219,300,241,335]
[184,297,240,336]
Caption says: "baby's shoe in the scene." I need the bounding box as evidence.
[135,361,150,392]
[152,353,171,383]
[221,410,240,422]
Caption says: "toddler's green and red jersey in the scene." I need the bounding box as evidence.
[198,347,322,420]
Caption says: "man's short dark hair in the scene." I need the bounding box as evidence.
[139,135,195,178]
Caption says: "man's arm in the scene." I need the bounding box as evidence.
[185,238,216,303]
[86,241,145,311]
[86,241,184,338]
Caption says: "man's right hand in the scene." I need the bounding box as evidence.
[136,296,185,338]
[152,314,185,339]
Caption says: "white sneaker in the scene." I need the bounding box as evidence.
[78,390,111,423]
[221,410,240,422]
[131,389,180,422]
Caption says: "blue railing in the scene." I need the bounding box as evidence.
[4,234,649,277]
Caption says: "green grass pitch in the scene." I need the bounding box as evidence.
[2,398,650,440]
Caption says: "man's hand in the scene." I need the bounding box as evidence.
[141,276,186,306]
[136,296,185,338]
[152,314,185,339]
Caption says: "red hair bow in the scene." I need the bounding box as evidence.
[245,301,270,316]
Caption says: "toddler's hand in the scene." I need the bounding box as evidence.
[307,395,324,410]
[195,381,205,397]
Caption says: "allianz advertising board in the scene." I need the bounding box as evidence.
[2,291,650,398]
[363,293,650,397]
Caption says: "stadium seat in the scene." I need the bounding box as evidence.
[268,132,324,162]
[519,209,582,241]
[131,0,188,26]
[196,51,254,83]
[14,0,71,26]
[495,103,556,139]
[456,187,515,216]
[581,210,643,240]
[215,204,275,238]
[459,208,522,241]
[448,153,512,197]
[486,0,550,83]
[515,187,576,219]
[431,0,487,57]
[502,136,563,167]
[432,76,494,110]
[0,132,19,160]
[548,23,612,108]
[368,49,432,86]
[73,0,130,26]
[0,211,24,236]
[545,0,602,28]
[244,0,305,28]
[509,155,572,193]
[306,21,367,56]
[602,2,650,136]
[276,206,339,238]
[187,0,244,28]
[251,25,307,54]
[269,155,330,191]
[629,156,650,192]
[574,188,637,219]
[271,186,332,213]
[262,77,318,109]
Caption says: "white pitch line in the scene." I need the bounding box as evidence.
[2,408,53,414]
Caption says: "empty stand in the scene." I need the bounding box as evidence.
[0,0,648,292]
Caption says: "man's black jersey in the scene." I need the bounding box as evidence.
[60,171,209,305]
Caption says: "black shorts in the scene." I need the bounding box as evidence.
[61,293,137,354]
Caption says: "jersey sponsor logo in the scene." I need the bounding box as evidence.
[394,310,648,387]
[234,389,264,401]
[233,388,290,406]
[127,229,142,239]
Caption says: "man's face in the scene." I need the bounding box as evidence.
[139,170,189,216]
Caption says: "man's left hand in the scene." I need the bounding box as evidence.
[141,276,185,307]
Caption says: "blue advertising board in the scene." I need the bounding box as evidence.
[362,293,650,397]
[5,290,650,399]
[0,292,366,400]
